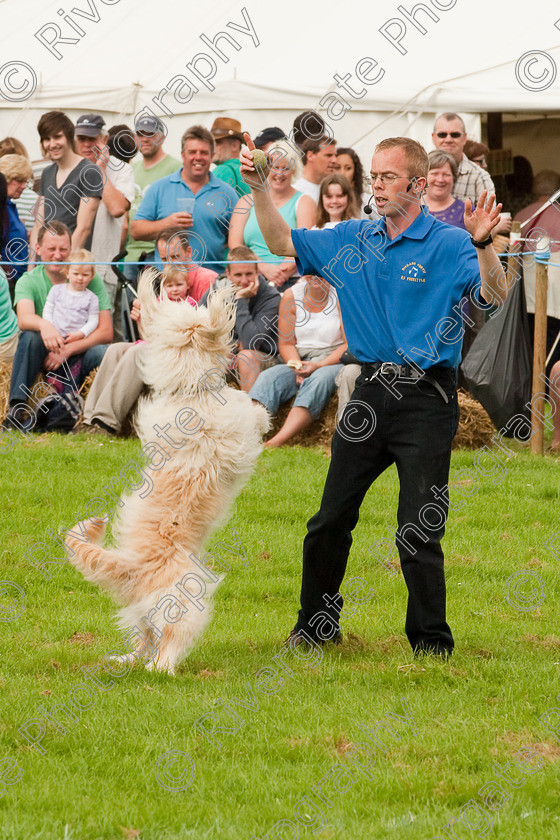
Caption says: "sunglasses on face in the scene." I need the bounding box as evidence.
[435,132,463,139]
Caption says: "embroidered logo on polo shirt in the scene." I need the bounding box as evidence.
[401,261,426,283]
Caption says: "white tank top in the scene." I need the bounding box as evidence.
[291,279,343,357]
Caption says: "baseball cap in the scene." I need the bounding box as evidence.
[75,114,105,137]
[254,127,285,150]
[135,114,165,135]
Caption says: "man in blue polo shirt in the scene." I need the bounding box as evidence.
[240,134,508,657]
[130,125,238,272]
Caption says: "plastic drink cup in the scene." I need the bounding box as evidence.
[177,198,195,214]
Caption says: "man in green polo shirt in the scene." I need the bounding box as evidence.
[211,117,250,198]
[3,221,113,430]
[123,115,181,283]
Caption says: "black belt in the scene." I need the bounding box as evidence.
[360,362,454,403]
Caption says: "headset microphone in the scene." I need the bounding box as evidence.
[407,177,419,193]
[363,195,376,215]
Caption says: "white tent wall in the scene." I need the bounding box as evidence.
[0,0,558,179]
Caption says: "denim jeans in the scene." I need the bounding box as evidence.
[294,366,459,654]
[9,330,108,404]
[249,362,343,420]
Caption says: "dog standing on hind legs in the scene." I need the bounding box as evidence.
[66,269,270,674]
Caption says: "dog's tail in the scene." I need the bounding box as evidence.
[65,518,133,596]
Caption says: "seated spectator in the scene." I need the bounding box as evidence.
[154,227,217,301]
[425,151,466,229]
[250,274,347,448]
[81,231,217,434]
[0,136,39,233]
[211,117,250,197]
[228,141,315,291]
[30,111,104,260]
[156,264,197,307]
[464,139,489,170]
[42,248,99,389]
[75,114,135,329]
[0,164,30,294]
[130,124,237,272]
[515,170,560,374]
[2,222,112,430]
[314,174,360,229]
[253,127,285,152]
[199,245,281,392]
[334,147,377,219]
[292,136,337,203]
[0,267,19,361]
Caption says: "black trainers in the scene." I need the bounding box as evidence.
[2,406,34,433]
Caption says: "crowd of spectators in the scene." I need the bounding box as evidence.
[1,107,559,450]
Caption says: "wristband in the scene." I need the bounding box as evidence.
[470,235,493,249]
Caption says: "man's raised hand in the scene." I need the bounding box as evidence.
[239,133,270,190]
[464,191,502,242]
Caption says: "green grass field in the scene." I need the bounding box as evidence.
[1,432,559,839]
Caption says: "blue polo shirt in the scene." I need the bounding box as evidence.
[292,209,482,369]
[134,169,238,271]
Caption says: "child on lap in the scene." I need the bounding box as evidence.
[42,249,99,390]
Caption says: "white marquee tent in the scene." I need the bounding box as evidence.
[1,0,559,171]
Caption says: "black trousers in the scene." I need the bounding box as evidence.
[294,367,460,654]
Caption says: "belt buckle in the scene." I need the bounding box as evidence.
[379,362,398,376]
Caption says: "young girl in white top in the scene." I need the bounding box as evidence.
[43,248,99,341]
[42,248,99,391]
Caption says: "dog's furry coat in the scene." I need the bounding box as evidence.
[66,270,269,673]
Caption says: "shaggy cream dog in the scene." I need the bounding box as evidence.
[66,269,269,674]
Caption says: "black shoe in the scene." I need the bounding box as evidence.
[87,419,116,436]
[2,406,34,433]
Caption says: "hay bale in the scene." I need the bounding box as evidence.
[265,388,496,451]
[78,367,99,400]
[0,360,12,422]
[454,389,495,450]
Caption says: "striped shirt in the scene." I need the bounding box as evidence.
[453,155,495,205]
[13,187,39,232]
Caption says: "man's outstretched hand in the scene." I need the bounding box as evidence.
[464,191,502,242]
[239,133,269,190]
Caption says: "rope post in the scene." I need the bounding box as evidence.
[506,221,522,289]
[530,236,550,455]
